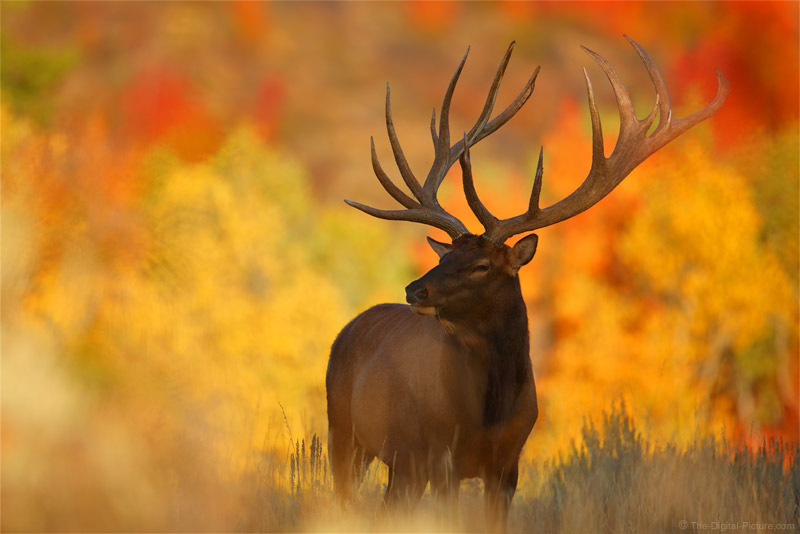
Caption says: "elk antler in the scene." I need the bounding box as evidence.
[345,42,540,239]
[462,35,730,245]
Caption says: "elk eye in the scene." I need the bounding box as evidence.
[471,264,490,275]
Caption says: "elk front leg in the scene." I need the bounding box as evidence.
[484,463,518,534]
[430,454,460,529]
[383,456,427,512]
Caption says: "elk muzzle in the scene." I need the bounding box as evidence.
[405,281,436,316]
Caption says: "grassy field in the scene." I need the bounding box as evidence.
[238,406,799,533]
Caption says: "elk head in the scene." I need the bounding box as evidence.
[405,234,538,322]
[346,37,730,322]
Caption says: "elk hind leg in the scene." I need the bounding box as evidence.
[484,463,519,534]
[329,428,373,504]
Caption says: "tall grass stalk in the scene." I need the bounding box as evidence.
[239,405,797,532]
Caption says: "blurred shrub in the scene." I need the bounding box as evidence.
[536,133,797,455]
[531,404,799,534]
[619,138,796,430]
[1,110,412,530]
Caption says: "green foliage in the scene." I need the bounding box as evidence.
[740,128,800,289]
[314,208,416,309]
[0,36,79,125]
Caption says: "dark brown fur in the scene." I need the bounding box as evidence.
[326,235,539,532]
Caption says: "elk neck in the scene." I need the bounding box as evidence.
[438,275,532,429]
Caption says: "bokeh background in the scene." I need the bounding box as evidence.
[2,1,797,531]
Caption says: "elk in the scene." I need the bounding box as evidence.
[326,37,728,532]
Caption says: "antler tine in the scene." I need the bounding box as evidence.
[624,35,671,135]
[343,199,469,238]
[583,67,606,169]
[462,133,548,243]
[425,47,470,196]
[480,148,549,244]
[347,124,465,238]
[347,43,539,241]
[460,42,518,151]
[529,147,544,214]
[482,37,729,245]
[655,67,730,143]
[430,108,438,150]
[460,133,499,232]
[580,44,638,135]
[370,137,421,210]
[473,65,540,145]
[425,42,540,194]
[439,65,540,193]
[385,84,426,203]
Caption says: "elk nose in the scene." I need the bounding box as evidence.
[405,285,428,304]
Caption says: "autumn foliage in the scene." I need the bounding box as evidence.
[1,2,797,531]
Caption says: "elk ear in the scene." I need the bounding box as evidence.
[427,237,453,259]
[509,233,538,274]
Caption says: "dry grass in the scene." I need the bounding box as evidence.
[4,398,795,532]
[236,405,798,533]
[517,406,799,533]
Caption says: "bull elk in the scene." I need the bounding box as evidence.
[326,37,728,532]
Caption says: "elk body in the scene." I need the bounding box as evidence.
[326,37,728,532]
